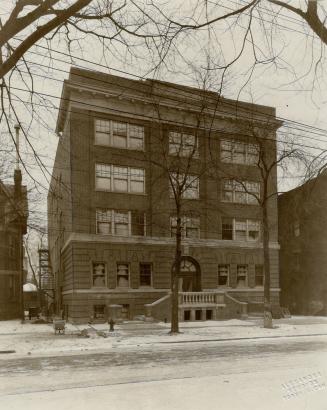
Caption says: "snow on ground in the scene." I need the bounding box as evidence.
[0,316,327,357]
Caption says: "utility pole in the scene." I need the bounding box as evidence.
[14,123,24,323]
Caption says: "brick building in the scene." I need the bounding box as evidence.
[48,67,281,323]
[0,170,28,320]
[279,172,327,315]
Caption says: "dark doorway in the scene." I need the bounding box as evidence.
[178,257,201,292]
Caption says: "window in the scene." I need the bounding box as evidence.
[130,168,145,193]
[237,265,248,287]
[140,263,152,287]
[92,262,106,287]
[221,218,233,240]
[255,265,264,287]
[221,180,260,204]
[95,164,145,194]
[235,219,247,241]
[114,211,129,236]
[96,209,145,236]
[94,305,105,319]
[95,164,111,191]
[169,131,198,157]
[95,119,144,150]
[113,166,128,192]
[170,173,199,199]
[220,139,259,165]
[221,218,260,241]
[218,265,229,286]
[96,209,112,234]
[248,220,260,241]
[170,216,200,238]
[117,264,129,288]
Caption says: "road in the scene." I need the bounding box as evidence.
[1,335,327,410]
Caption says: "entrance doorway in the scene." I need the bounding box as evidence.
[178,258,201,292]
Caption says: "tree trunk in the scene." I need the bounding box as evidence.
[262,199,273,328]
[171,214,182,333]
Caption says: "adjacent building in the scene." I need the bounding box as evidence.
[0,170,28,320]
[48,67,281,323]
[279,172,327,315]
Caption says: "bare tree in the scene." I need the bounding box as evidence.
[210,117,308,327]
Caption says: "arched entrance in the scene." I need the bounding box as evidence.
[178,257,201,292]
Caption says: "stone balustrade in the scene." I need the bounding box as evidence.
[180,291,225,306]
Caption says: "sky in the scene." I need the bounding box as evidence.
[1,0,327,249]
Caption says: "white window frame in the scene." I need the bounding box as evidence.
[170,216,200,239]
[95,164,145,194]
[169,131,198,157]
[218,265,229,287]
[221,218,261,242]
[170,173,199,199]
[96,209,145,236]
[222,180,260,204]
[95,119,144,150]
[220,139,259,165]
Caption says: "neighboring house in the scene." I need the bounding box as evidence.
[0,170,28,320]
[279,172,327,315]
[48,67,281,323]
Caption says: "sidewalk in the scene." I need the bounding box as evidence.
[1,316,327,357]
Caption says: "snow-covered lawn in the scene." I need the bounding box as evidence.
[1,316,327,357]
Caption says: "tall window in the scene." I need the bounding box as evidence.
[220,139,259,165]
[169,131,198,157]
[170,173,199,199]
[92,262,106,287]
[117,264,129,288]
[95,164,145,194]
[218,265,229,286]
[255,265,264,287]
[237,265,248,287]
[222,180,260,204]
[96,209,145,236]
[221,218,260,241]
[170,216,200,238]
[95,119,144,150]
[139,263,152,287]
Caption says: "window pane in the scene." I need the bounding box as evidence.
[131,212,145,236]
[97,222,111,234]
[95,164,111,190]
[113,134,127,148]
[94,305,105,319]
[113,121,127,136]
[184,176,199,199]
[129,125,144,150]
[235,220,246,241]
[113,166,128,191]
[222,218,233,240]
[130,168,145,193]
[234,142,246,163]
[95,120,110,145]
[114,212,129,235]
[221,140,232,162]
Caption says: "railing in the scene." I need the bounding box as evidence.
[180,292,225,305]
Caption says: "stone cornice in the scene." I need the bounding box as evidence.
[61,232,280,254]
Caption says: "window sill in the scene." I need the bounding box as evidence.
[95,189,147,196]
[94,143,145,153]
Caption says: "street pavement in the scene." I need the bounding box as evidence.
[0,332,327,410]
